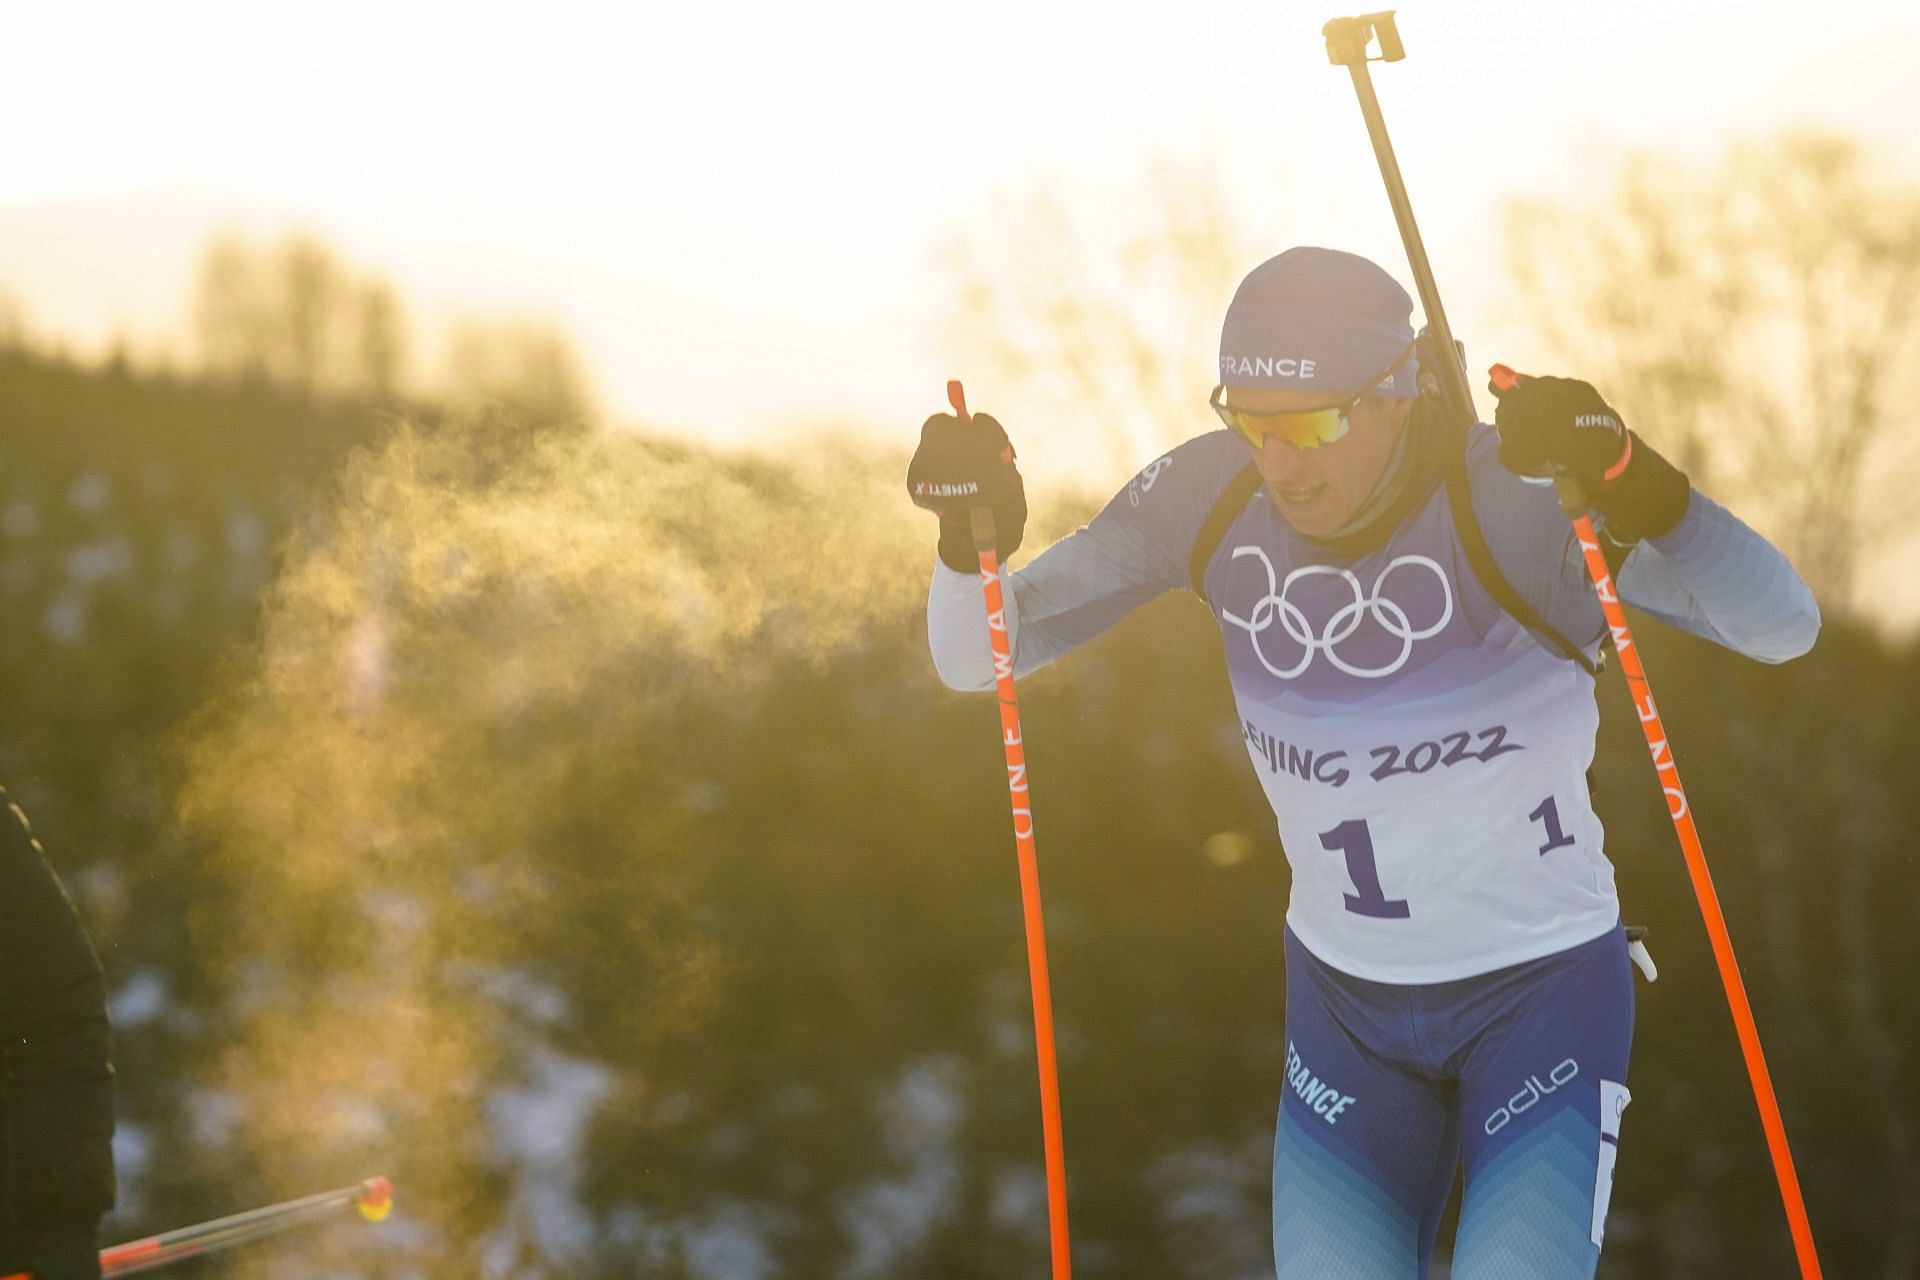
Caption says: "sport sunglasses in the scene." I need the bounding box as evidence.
[1210,344,1416,451]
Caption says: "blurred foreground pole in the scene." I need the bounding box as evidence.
[1322,11,1824,1276]
[2,1178,393,1279]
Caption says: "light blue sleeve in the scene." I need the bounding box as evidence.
[1472,425,1821,664]
[928,430,1250,691]
[1611,491,1821,663]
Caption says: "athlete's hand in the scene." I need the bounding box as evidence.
[1489,375,1631,489]
[1490,369,1690,541]
[907,410,1027,573]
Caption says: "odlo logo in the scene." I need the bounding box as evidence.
[1128,456,1172,508]
[1483,1058,1580,1135]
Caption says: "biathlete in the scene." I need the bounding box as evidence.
[907,246,1819,1278]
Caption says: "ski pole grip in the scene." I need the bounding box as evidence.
[971,506,998,554]
[1553,473,1591,516]
[946,379,1002,554]
[1487,363,1590,516]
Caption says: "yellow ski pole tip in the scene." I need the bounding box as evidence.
[354,1177,395,1222]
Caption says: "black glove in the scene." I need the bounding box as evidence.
[18,1228,102,1280]
[906,411,1027,573]
[1490,374,1690,542]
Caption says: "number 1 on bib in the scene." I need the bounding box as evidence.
[1321,819,1411,919]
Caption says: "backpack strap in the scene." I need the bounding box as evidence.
[1442,434,1604,676]
[1189,464,1265,607]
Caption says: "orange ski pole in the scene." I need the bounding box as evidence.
[2,1177,394,1279]
[947,378,1072,1280]
[1491,363,1823,1278]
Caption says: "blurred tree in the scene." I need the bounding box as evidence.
[1507,130,1920,1272]
[190,231,413,403]
[0,287,28,350]
[351,280,410,403]
[274,234,345,397]
[1505,130,1920,610]
[190,234,269,382]
[442,317,598,428]
[934,148,1284,488]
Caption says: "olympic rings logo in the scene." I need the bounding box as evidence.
[1219,547,1454,680]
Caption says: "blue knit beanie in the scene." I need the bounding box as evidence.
[1218,246,1419,398]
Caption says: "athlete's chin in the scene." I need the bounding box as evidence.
[1266,484,1351,536]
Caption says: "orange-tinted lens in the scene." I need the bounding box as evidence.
[1219,405,1349,450]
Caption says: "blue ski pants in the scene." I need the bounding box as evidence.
[1272,925,1635,1278]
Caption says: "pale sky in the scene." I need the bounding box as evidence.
[1,0,1916,451]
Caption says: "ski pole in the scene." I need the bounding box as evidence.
[1489,364,1824,1269]
[1322,13,1823,1276]
[1,1177,395,1279]
[947,379,1072,1280]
